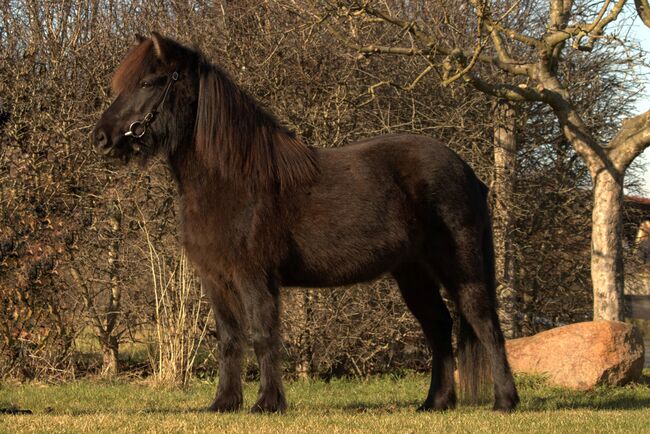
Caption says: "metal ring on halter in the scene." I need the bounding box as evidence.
[123,71,178,139]
[125,120,147,138]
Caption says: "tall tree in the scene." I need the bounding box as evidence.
[493,100,519,337]
[311,0,650,321]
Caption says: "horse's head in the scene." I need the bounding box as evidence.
[93,33,199,164]
[94,32,319,192]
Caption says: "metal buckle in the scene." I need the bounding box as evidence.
[123,72,177,139]
[125,121,146,138]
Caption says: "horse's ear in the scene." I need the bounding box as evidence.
[134,33,146,45]
[151,32,182,65]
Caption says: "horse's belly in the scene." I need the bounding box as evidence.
[281,260,395,287]
[280,227,413,287]
[283,180,420,286]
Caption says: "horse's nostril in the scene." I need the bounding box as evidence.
[94,130,109,149]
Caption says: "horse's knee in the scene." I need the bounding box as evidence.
[219,335,244,359]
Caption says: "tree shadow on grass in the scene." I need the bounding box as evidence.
[513,372,650,412]
[523,394,650,411]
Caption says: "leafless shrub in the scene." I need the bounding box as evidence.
[139,216,210,386]
[1,0,645,381]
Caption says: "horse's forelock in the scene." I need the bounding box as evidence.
[111,39,156,94]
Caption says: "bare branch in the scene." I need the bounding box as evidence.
[362,5,437,47]
[463,74,544,102]
[484,17,543,49]
[405,63,436,90]
[611,110,650,168]
[549,0,573,30]
[636,0,650,27]
[580,0,626,49]
[442,7,488,86]
[545,0,627,50]
[486,26,533,75]
[321,19,427,57]
[442,36,489,85]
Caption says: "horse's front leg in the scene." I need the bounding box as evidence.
[240,276,286,413]
[205,278,246,412]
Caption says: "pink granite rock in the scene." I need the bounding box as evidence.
[505,320,645,389]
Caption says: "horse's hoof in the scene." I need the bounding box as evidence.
[417,401,455,412]
[208,396,242,413]
[493,403,516,413]
[250,393,287,414]
[492,393,519,413]
[417,394,457,412]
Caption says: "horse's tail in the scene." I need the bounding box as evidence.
[457,180,493,404]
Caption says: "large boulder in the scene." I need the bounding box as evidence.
[505,320,645,389]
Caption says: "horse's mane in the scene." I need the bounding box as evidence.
[194,60,319,193]
[111,36,319,193]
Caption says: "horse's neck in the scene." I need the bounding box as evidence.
[168,144,264,227]
[170,144,231,199]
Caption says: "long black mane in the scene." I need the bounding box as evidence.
[194,61,319,192]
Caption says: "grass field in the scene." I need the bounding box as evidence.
[1,372,650,433]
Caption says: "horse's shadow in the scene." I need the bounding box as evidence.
[36,401,420,416]
[335,394,650,413]
[331,399,421,413]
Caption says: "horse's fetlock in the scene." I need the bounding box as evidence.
[208,393,243,413]
[251,388,287,413]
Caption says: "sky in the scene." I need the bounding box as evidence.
[631,15,650,196]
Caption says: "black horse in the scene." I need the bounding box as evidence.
[93,33,518,413]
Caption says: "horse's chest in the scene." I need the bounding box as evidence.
[180,208,235,277]
[179,199,267,277]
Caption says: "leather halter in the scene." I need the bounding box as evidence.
[124,71,179,139]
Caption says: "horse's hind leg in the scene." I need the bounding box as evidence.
[456,285,518,411]
[434,228,519,412]
[239,276,287,413]
[392,263,456,411]
[205,278,245,412]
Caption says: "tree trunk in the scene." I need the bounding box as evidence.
[493,100,519,338]
[591,169,625,321]
[101,200,122,377]
[101,335,119,377]
[552,100,630,322]
[296,289,314,380]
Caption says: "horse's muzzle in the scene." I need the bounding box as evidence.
[93,127,115,156]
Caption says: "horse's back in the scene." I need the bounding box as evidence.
[280,133,487,287]
[320,133,487,219]
[351,133,490,245]
[326,133,479,186]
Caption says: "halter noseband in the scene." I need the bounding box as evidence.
[124,71,179,139]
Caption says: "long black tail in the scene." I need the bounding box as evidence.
[457,181,494,404]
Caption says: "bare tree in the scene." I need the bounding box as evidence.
[493,100,519,337]
[310,0,650,321]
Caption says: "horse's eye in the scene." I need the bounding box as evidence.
[140,80,152,88]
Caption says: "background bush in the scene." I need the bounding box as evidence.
[0,0,646,381]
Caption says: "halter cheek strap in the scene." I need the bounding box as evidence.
[125,71,179,139]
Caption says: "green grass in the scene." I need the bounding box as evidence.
[1,372,650,433]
